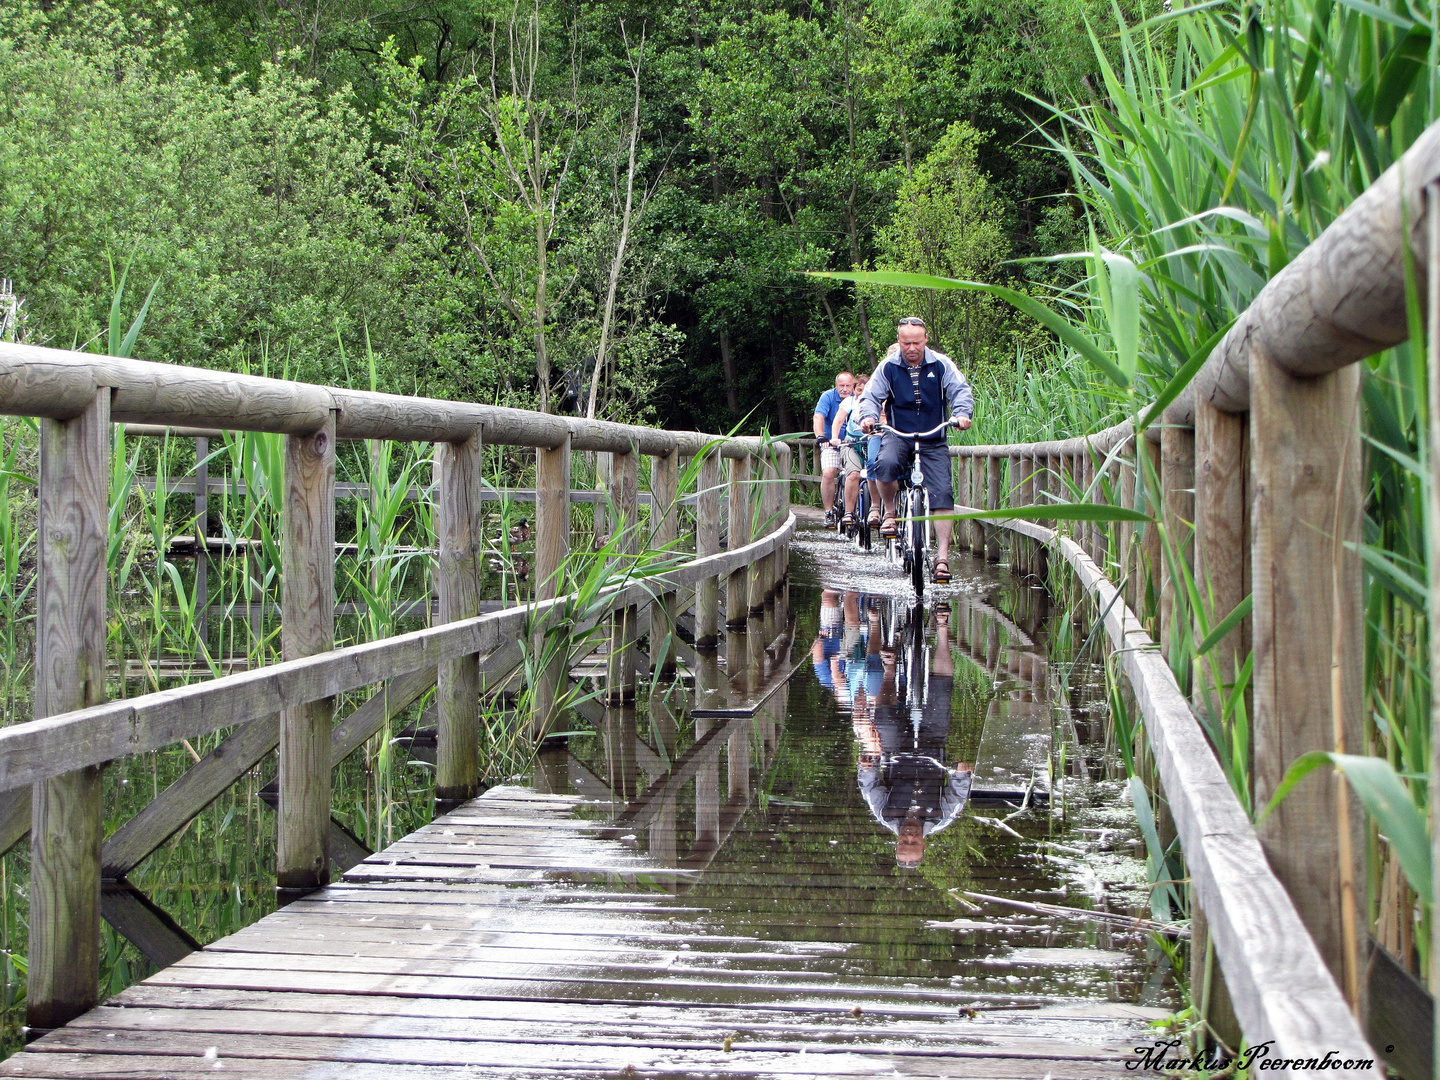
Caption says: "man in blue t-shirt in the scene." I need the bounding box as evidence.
[812,371,853,528]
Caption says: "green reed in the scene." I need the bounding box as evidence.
[974,0,1440,998]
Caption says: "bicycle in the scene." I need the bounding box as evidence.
[815,437,874,551]
[875,420,952,598]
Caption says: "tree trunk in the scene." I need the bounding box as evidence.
[719,328,739,415]
[769,336,793,432]
[586,35,644,420]
[534,194,550,414]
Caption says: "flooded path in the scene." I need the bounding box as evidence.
[1,524,1179,1079]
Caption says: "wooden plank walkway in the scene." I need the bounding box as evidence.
[2,782,1166,1079]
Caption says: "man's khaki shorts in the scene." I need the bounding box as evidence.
[841,445,866,475]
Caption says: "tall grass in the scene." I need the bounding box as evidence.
[1011,0,1440,992]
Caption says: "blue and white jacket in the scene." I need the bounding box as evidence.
[856,347,973,442]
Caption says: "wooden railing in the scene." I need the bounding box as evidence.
[949,121,1440,1075]
[0,343,795,1033]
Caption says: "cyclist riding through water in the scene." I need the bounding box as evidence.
[857,317,974,585]
[831,370,885,533]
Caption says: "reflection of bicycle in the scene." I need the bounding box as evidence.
[895,600,929,740]
[877,421,951,598]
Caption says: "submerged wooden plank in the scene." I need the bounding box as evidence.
[28,1026,1133,1068]
[101,986,1165,1033]
[0,773,1164,1080]
[0,1049,1132,1080]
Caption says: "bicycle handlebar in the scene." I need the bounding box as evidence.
[876,420,955,439]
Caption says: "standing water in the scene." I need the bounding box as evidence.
[546,525,1181,1040]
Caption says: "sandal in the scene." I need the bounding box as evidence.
[880,515,898,538]
[867,509,882,529]
[933,560,951,584]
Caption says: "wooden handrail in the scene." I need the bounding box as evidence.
[0,341,798,1031]
[965,506,1378,1073]
[940,112,1440,1078]
[0,343,769,456]
[0,513,796,795]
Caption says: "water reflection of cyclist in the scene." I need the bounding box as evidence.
[811,592,882,714]
[853,603,973,867]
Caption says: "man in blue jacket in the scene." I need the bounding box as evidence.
[857,318,973,584]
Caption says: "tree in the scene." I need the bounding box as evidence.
[870,121,1009,370]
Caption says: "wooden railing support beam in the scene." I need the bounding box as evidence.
[531,435,571,737]
[986,455,1002,562]
[1139,435,1163,633]
[1116,440,1137,613]
[434,429,484,809]
[725,456,752,629]
[193,435,209,641]
[695,450,722,648]
[1251,355,1365,1005]
[749,453,772,615]
[649,449,679,676]
[608,448,639,703]
[1159,424,1195,656]
[1194,400,1248,720]
[969,459,984,557]
[277,412,336,898]
[28,387,108,1033]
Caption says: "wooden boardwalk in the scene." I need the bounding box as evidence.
[2,777,1166,1079]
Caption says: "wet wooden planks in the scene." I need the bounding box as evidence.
[1,788,1159,1079]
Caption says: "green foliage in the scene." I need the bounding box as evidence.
[868,122,1012,371]
[1261,752,1432,906]
[0,2,395,383]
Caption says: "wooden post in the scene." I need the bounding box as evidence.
[777,443,792,584]
[592,450,610,548]
[695,450,722,648]
[193,435,208,642]
[602,705,639,800]
[1117,439,1138,612]
[1160,424,1196,658]
[434,430,484,809]
[1139,434,1163,633]
[531,435,571,737]
[956,457,969,550]
[1081,448,1096,560]
[968,458,984,557]
[1045,453,1059,528]
[28,388,108,1033]
[277,413,336,898]
[1194,400,1247,720]
[986,454,1002,562]
[749,452,772,615]
[1086,444,1105,567]
[608,447,639,703]
[1251,353,1365,1003]
[694,717,719,848]
[725,455,752,629]
[649,449,679,676]
[1016,454,1032,576]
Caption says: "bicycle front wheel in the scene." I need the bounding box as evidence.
[909,492,926,597]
